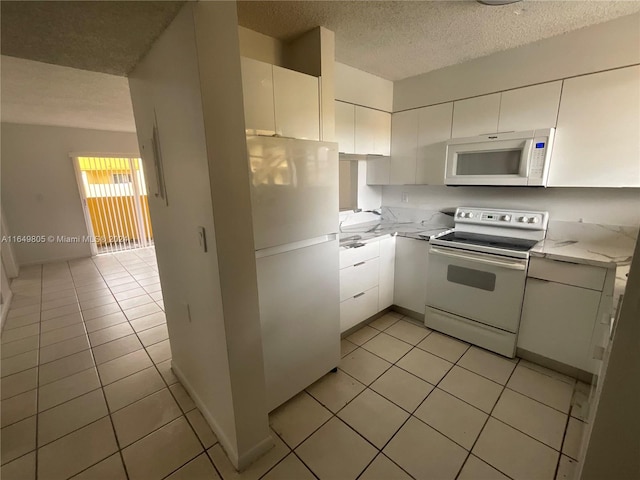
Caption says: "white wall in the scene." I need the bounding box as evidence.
[335,62,393,112]
[238,26,284,66]
[129,2,271,470]
[383,186,640,226]
[394,13,640,111]
[1,123,139,265]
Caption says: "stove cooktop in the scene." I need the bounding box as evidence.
[434,231,539,253]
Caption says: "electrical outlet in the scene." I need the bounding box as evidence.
[401,192,409,203]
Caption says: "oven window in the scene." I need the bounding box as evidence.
[456,150,521,175]
[447,265,496,291]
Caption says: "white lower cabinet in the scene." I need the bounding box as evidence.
[519,279,601,371]
[517,257,615,374]
[393,237,429,315]
[378,236,396,310]
[339,258,379,302]
[339,235,396,333]
[340,287,379,333]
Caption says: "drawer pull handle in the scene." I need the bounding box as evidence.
[354,261,366,267]
[354,292,365,299]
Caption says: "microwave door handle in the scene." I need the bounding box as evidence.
[521,139,534,176]
[429,246,527,271]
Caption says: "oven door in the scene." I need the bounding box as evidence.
[425,245,527,332]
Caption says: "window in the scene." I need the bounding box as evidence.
[112,173,132,184]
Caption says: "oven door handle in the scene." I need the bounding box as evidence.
[429,246,527,271]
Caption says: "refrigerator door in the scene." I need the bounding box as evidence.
[256,237,340,411]
[247,136,339,250]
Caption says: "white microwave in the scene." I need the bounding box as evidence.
[444,128,555,186]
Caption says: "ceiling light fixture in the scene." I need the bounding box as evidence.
[477,0,523,5]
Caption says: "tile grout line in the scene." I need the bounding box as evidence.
[79,257,133,480]
[34,263,43,480]
[452,357,520,480]
[107,251,216,480]
[350,325,577,418]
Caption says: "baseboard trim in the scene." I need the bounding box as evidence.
[170,360,274,471]
[516,347,595,384]
[391,305,425,322]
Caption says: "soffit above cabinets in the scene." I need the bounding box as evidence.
[236,1,640,81]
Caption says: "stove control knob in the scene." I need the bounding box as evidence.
[528,217,539,224]
[467,212,474,219]
[501,215,511,222]
[518,216,528,223]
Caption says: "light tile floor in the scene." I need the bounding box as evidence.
[1,248,588,480]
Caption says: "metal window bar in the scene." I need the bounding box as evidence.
[119,168,137,251]
[103,156,127,252]
[136,161,153,247]
[88,157,111,254]
[128,157,148,248]
[97,157,116,252]
[77,156,154,254]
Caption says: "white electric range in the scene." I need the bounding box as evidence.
[425,207,549,358]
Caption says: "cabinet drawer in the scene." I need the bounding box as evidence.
[528,257,606,291]
[340,257,379,302]
[340,286,379,333]
[340,241,379,269]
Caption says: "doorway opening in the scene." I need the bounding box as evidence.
[73,156,154,254]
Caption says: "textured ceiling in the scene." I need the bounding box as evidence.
[1,56,135,132]
[0,1,185,75]
[237,0,640,81]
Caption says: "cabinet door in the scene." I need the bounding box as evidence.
[389,109,418,185]
[273,65,320,140]
[240,57,276,135]
[366,157,390,185]
[335,101,355,154]
[452,93,500,138]
[415,103,453,185]
[549,66,640,187]
[393,237,429,315]
[518,279,601,371]
[355,106,391,155]
[378,236,396,310]
[498,81,562,132]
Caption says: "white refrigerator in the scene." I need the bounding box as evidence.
[247,135,340,411]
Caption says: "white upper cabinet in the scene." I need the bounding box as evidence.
[366,157,391,185]
[452,93,501,137]
[335,101,355,154]
[241,57,320,141]
[389,109,419,185]
[498,81,562,132]
[415,103,453,185]
[355,106,391,156]
[241,57,276,135]
[549,66,640,187]
[273,65,320,141]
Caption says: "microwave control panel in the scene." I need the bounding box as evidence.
[529,137,551,180]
